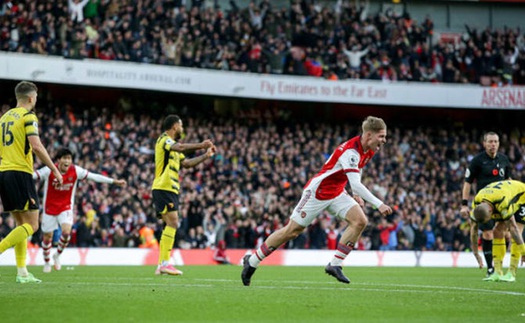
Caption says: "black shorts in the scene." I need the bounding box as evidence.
[514,205,525,225]
[478,219,496,231]
[0,171,39,212]
[152,189,179,218]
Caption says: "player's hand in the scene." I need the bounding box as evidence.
[460,205,470,218]
[354,195,365,208]
[114,179,127,187]
[473,253,484,268]
[201,139,213,149]
[207,145,217,158]
[52,171,63,188]
[378,204,393,216]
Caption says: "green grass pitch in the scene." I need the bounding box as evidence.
[0,265,523,323]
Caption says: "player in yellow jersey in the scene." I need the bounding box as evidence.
[152,114,215,276]
[0,81,63,283]
[471,180,525,282]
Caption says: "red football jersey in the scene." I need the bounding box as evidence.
[305,135,375,200]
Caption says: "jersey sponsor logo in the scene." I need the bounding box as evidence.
[55,183,74,191]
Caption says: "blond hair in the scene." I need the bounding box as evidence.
[362,116,386,133]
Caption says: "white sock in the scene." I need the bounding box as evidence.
[330,258,344,266]
[17,267,28,276]
[248,254,261,268]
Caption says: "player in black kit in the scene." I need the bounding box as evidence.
[460,132,512,278]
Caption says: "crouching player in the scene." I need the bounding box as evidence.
[471,180,525,282]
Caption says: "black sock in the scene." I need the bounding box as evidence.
[482,238,493,269]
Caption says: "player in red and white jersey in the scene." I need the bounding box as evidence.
[242,116,393,286]
[33,148,126,273]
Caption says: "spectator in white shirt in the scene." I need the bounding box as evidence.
[69,0,90,23]
[343,45,369,71]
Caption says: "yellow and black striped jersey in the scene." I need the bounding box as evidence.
[152,133,185,194]
[0,107,39,174]
[470,180,525,222]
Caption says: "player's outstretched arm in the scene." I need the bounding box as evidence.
[171,139,213,153]
[85,171,126,187]
[181,146,216,169]
[112,179,127,187]
[33,166,50,181]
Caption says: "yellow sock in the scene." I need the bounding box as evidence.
[492,238,506,276]
[158,226,176,264]
[14,239,27,268]
[509,240,519,277]
[0,223,33,254]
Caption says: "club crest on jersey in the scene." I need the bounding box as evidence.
[499,168,505,177]
[300,211,307,218]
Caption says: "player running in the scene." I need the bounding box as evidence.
[241,116,393,286]
[34,148,126,272]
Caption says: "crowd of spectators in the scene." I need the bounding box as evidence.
[2,88,525,253]
[1,0,524,84]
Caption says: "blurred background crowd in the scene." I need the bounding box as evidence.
[0,0,524,85]
[1,85,525,253]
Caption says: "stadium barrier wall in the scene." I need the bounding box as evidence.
[0,52,524,110]
[0,248,512,267]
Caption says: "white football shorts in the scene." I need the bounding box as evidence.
[290,189,357,227]
[41,210,74,233]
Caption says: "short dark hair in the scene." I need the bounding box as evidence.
[162,115,181,131]
[473,203,491,223]
[56,148,73,160]
[15,81,38,101]
[483,132,499,142]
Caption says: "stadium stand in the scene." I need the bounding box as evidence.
[0,0,524,84]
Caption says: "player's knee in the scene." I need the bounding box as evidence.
[285,224,304,240]
[347,207,367,227]
[355,215,368,230]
